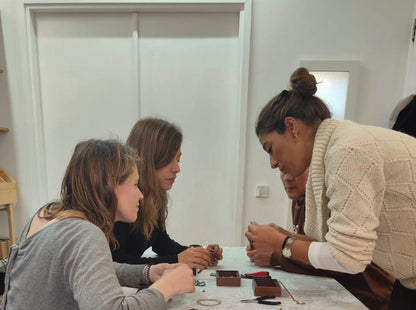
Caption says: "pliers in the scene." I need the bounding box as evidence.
[240,296,281,305]
[241,271,271,279]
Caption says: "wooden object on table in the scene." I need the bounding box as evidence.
[216,270,241,287]
[252,278,281,297]
[0,127,9,132]
[0,167,17,247]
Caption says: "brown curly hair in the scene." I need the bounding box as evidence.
[126,117,182,239]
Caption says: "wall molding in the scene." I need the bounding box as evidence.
[300,60,361,121]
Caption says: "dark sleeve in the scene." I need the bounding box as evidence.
[273,198,328,277]
[148,227,188,263]
[112,222,152,264]
[271,251,330,277]
[112,221,188,265]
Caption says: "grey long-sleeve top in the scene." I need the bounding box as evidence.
[1,217,166,310]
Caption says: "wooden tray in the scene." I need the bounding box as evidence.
[252,278,281,297]
[216,270,241,287]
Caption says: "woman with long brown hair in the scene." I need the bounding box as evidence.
[112,118,222,271]
[1,139,195,310]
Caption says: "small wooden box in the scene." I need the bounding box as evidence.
[0,167,17,205]
[0,238,9,259]
[216,270,241,287]
[252,278,281,297]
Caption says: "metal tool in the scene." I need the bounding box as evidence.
[241,271,271,279]
[240,296,281,305]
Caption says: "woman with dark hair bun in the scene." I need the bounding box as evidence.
[248,67,416,309]
[112,118,222,271]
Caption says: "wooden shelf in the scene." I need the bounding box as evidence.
[0,167,16,253]
[0,127,9,132]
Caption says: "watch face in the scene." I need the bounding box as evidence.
[282,247,291,258]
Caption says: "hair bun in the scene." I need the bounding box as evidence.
[290,67,317,97]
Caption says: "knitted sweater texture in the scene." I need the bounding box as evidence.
[305,118,416,289]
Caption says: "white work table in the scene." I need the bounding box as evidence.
[163,247,368,309]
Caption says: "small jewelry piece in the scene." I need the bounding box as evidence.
[196,298,222,306]
[279,280,305,305]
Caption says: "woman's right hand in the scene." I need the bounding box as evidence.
[178,247,211,270]
[149,263,195,302]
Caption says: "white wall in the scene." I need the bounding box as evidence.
[0,0,415,246]
[403,1,416,95]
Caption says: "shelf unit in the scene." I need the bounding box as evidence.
[0,167,16,259]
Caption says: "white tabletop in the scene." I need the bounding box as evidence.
[165,247,368,310]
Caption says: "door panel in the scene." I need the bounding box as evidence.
[33,10,241,245]
[35,12,139,200]
[137,12,240,245]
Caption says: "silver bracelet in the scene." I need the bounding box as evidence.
[197,299,221,306]
[144,264,151,283]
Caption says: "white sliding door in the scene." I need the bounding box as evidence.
[35,12,139,200]
[137,12,240,245]
[26,1,250,246]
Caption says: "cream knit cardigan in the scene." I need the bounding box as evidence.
[305,118,416,289]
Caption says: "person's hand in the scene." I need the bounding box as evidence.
[245,222,285,251]
[148,263,180,282]
[205,244,223,266]
[246,248,273,267]
[268,223,293,235]
[246,244,254,261]
[150,263,195,302]
[178,247,211,270]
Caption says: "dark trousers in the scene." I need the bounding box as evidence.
[388,280,416,310]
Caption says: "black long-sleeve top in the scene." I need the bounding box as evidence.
[111,221,188,264]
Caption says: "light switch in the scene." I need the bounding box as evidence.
[256,184,269,198]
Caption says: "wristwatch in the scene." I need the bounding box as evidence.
[282,236,296,259]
